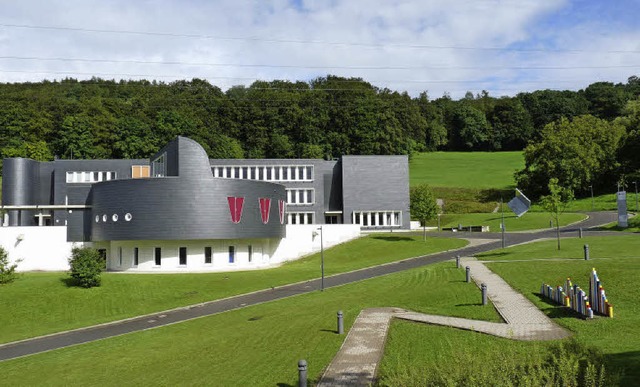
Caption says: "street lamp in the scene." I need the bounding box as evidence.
[589,185,594,211]
[313,226,325,291]
[634,181,638,213]
[500,197,505,248]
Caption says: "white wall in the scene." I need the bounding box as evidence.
[0,226,75,271]
[0,224,362,273]
[271,224,362,262]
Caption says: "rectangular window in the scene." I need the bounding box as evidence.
[118,247,123,266]
[205,246,212,264]
[154,247,162,266]
[179,247,187,266]
[298,190,305,203]
[266,168,272,181]
[248,245,253,263]
[152,154,166,177]
[282,167,288,180]
[228,246,235,264]
[133,247,139,266]
[306,166,313,181]
[132,165,151,178]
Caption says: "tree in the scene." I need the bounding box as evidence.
[68,247,103,288]
[0,246,19,284]
[516,115,625,199]
[410,184,438,241]
[540,178,574,250]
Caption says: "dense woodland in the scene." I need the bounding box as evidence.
[1,75,639,198]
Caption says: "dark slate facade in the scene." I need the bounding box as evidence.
[2,136,410,243]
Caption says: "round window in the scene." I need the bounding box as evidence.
[112,214,118,222]
[102,214,107,222]
[95,215,100,223]
[125,213,132,221]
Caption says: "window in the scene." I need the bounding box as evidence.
[228,246,235,264]
[154,247,162,266]
[118,247,123,266]
[66,171,117,183]
[133,247,139,266]
[152,154,166,177]
[132,165,150,178]
[352,211,402,227]
[204,247,212,264]
[285,189,315,205]
[248,245,253,263]
[209,165,314,182]
[179,247,187,266]
[287,212,315,225]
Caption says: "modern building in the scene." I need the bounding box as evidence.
[1,136,409,272]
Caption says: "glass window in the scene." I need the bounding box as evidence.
[205,247,212,264]
[152,154,166,177]
[179,247,187,266]
[133,247,139,266]
[248,245,253,263]
[154,247,161,266]
[282,167,288,180]
[228,246,235,263]
[299,190,305,203]
[118,247,123,266]
[306,166,313,180]
[274,167,280,180]
[266,168,272,181]
[306,213,313,224]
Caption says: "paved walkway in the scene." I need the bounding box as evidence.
[318,257,571,386]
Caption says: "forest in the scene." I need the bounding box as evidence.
[1,75,639,198]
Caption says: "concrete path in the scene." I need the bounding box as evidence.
[0,211,613,362]
[318,257,571,386]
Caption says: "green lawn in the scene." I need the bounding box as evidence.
[427,211,587,232]
[0,234,466,344]
[0,261,500,386]
[410,151,523,189]
[379,235,640,385]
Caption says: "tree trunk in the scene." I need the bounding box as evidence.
[556,218,561,250]
[423,225,427,241]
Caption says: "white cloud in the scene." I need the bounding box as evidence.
[0,0,638,98]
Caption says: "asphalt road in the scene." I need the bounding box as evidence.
[0,211,625,362]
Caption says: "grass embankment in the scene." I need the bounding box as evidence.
[0,261,499,386]
[0,235,466,344]
[379,235,640,385]
[427,212,587,232]
[410,151,523,213]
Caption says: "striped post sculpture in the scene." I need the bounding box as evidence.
[540,268,613,318]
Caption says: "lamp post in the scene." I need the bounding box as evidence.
[313,226,325,291]
[500,197,505,249]
[589,185,594,211]
[634,181,638,213]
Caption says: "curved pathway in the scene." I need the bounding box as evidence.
[0,212,617,362]
[318,257,571,386]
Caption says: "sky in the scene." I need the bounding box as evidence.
[1,0,639,99]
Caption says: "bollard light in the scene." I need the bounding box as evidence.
[465,266,471,283]
[579,227,583,239]
[337,310,344,335]
[481,283,488,305]
[584,244,590,261]
[298,360,307,387]
[456,255,460,268]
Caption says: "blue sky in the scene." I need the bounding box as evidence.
[0,0,638,98]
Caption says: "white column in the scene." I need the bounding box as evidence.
[366,212,371,227]
[279,166,283,180]
[302,166,307,180]
[382,212,387,226]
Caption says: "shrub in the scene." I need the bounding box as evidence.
[68,246,103,288]
[0,246,19,284]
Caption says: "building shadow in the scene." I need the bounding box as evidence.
[370,235,414,242]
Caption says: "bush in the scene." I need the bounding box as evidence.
[0,246,19,284]
[68,247,103,288]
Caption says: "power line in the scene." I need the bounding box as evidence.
[2,22,640,54]
[1,55,638,71]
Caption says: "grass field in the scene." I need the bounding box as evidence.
[409,151,524,189]
[0,234,466,344]
[379,235,640,385]
[0,261,500,386]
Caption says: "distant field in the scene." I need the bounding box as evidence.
[409,151,524,189]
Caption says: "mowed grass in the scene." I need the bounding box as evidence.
[0,261,500,386]
[0,234,466,344]
[410,151,523,189]
[427,212,587,232]
[379,235,640,385]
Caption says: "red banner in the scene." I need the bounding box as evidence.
[259,198,271,224]
[227,197,244,224]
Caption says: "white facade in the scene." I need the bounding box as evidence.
[1,224,361,273]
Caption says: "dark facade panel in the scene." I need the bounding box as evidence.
[90,178,286,241]
[341,155,410,228]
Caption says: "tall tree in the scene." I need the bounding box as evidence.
[410,184,438,241]
[540,178,574,250]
